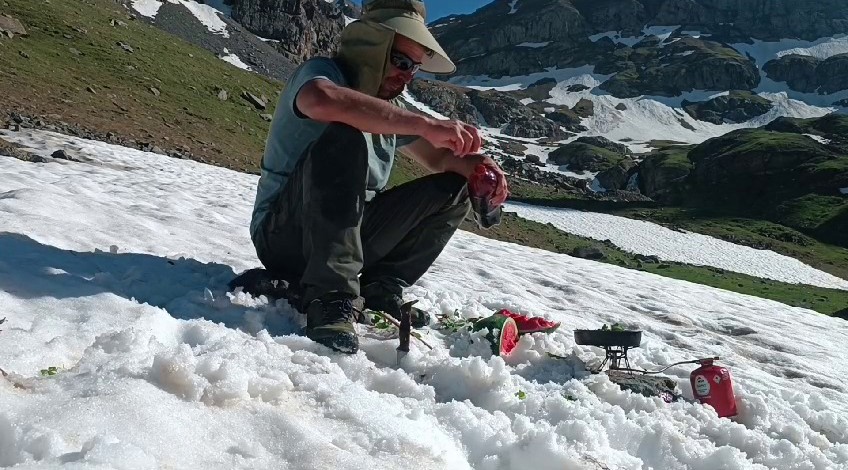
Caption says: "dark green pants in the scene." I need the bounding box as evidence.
[253,123,471,304]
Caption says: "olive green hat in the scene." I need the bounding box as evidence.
[336,0,455,97]
[360,0,455,74]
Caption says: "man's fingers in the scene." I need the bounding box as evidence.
[460,128,474,156]
[466,125,482,154]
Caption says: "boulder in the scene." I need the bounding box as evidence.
[0,14,27,37]
[682,90,773,124]
[596,159,636,190]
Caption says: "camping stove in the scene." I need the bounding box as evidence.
[574,328,642,373]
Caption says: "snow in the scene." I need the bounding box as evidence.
[219,48,252,71]
[447,63,834,153]
[508,0,519,14]
[130,0,162,18]
[804,134,832,145]
[130,0,230,38]
[1,129,848,468]
[504,202,848,290]
[731,36,848,105]
[546,83,831,152]
[517,42,550,48]
[841,187,848,195]
[519,97,534,105]
[589,26,681,47]
[448,65,607,91]
[200,0,233,17]
[775,35,848,61]
[681,31,710,39]
[676,50,695,57]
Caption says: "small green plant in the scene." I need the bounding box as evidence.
[372,314,395,330]
[516,390,527,400]
[600,323,627,332]
[40,366,59,376]
[436,310,477,332]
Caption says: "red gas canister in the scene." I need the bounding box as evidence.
[690,358,737,417]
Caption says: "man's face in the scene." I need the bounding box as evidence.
[377,34,426,100]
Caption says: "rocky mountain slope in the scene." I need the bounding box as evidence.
[431,0,848,97]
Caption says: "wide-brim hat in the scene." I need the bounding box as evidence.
[360,0,456,74]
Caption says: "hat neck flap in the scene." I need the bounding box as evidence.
[335,20,395,98]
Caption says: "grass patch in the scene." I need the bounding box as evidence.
[0,0,281,172]
[460,212,848,316]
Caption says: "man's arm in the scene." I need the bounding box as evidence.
[399,138,509,206]
[296,79,481,156]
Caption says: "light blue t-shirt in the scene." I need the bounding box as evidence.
[250,57,417,238]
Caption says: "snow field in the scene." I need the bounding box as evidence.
[0,130,847,468]
[504,202,848,290]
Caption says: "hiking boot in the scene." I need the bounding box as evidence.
[364,292,430,329]
[305,292,363,354]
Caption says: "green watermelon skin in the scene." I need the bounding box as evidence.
[473,314,519,356]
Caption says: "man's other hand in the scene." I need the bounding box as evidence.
[423,119,482,157]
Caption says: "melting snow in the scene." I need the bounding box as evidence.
[804,134,832,145]
[589,26,681,47]
[219,48,252,71]
[508,0,519,14]
[505,202,848,290]
[1,129,848,469]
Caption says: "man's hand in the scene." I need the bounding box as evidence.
[422,118,482,157]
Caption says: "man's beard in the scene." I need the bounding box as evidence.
[377,78,406,100]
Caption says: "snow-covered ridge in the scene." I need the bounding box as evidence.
[131,0,230,38]
[1,129,848,468]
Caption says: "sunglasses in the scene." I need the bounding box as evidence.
[390,51,422,74]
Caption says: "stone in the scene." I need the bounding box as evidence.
[572,246,605,260]
[241,91,267,110]
[0,14,27,37]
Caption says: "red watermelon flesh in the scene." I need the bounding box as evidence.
[497,309,560,334]
[499,317,519,355]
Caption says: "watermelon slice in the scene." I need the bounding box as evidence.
[472,313,520,356]
[497,309,560,334]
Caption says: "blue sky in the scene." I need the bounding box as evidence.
[353,0,494,23]
[422,0,493,21]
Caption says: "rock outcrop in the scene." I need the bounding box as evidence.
[764,53,848,94]
[230,0,346,64]
[682,90,773,124]
[549,136,631,172]
[406,79,566,140]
